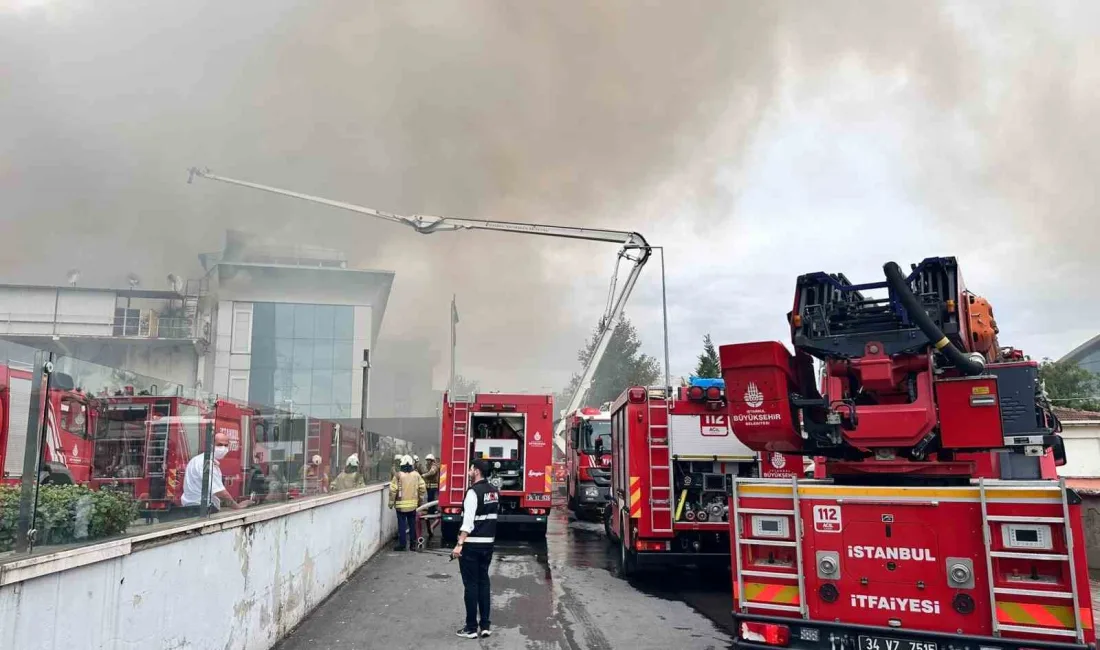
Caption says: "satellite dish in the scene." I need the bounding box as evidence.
[166,273,182,292]
[65,269,80,287]
[126,273,141,289]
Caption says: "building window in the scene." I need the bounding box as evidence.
[113,308,140,336]
[229,370,249,401]
[232,309,252,354]
[248,301,357,419]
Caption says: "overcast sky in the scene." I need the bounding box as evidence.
[1,1,1097,393]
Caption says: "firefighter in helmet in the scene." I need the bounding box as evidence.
[389,454,426,551]
[302,454,330,494]
[421,453,440,538]
[332,454,366,492]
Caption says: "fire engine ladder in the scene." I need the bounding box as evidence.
[449,398,472,502]
[305,419,322,460]
[647,391,673,534]
[144,403,172,477]
[731,477,807,618]
[979,478,1084,643]
[304,419,322,491]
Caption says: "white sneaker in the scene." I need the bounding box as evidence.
[480,628,492,638]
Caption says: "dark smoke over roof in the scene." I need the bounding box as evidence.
[1,1,1096,388]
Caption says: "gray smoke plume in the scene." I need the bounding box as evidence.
[1,1,1096,389]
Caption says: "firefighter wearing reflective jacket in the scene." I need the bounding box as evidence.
[452,458,499,639]
[389,455,426,551]
[421,454,441,539]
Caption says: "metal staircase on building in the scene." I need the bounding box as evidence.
[183,278,209,340]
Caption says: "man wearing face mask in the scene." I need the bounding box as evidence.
[180,432,253,515]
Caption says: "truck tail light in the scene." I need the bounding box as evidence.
[628,388,646,403]
[444,507,461,514]
[634,539,668,552]
[705,386,722,400]
[687,386,705,401]
[740,622,790,646]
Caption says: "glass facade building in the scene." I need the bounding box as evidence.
[248,303,356,419]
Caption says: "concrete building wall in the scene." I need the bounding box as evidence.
[370,337,442,419]
[1056,419,1100,569]
[0,286,115,336]
[0,486,397,650]
[1058,424,1100,479]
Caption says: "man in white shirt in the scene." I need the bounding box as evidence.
[181,432,252,514]
[451,459,498,639]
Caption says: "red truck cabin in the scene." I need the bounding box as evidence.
[565,405,613,516]
[438,392,554,543]
[1,363,97,487]
[92,396,258,512]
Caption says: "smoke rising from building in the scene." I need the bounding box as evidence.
[1,1,1096,389]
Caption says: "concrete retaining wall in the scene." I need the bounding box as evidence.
[1080,494,1100,570]
[0,483,397,650]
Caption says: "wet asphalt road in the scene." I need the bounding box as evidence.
[275,501,736,649]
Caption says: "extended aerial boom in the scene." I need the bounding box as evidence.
[187,167,651,453]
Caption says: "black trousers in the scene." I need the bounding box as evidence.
[459,544,493,630]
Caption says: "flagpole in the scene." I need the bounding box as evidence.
[449,294,457,394]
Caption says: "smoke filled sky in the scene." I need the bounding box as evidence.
[1,1,1098,392]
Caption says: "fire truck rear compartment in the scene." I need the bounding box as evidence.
[470,413,524,493]
[468,412,547,526]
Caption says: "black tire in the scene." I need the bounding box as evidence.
[441,520,459,546]
[530,520,549,540]
[617,513,637,577]
[603,505,613,539]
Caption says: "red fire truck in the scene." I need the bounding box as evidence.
[721,257,1093,650]
[438,392,555,544]
[1,363,99,487]
[89,393,264,514]
[606,378,803,572]
[565,405,613,517]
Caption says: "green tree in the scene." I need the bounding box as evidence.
[694,333,720,378]
[560,314,661,408]
[1038,358,1100,411]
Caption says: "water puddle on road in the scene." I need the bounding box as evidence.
[544,504,738,639]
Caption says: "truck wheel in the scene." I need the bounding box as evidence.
[530,520,549,540]
[617,513,637,577]
[441,521,459,546]
[603,506,613,539]
[618,536,637,578]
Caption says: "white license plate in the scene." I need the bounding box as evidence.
[858,636,937,650]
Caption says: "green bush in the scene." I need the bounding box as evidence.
[0,485,138,552]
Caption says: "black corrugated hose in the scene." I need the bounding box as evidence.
[883,261,985,376]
